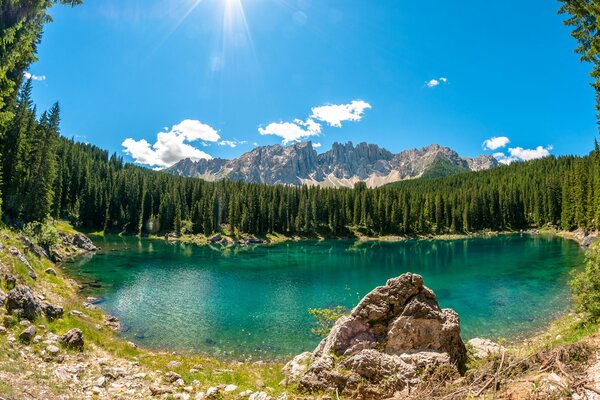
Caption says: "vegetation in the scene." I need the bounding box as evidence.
[572,241,600,320]
[308,306,349,337]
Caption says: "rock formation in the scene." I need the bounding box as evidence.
[167,142,498,188]
[6,285,42,320]
[284,273,466,399]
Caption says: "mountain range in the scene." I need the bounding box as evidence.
[166,142,498,188]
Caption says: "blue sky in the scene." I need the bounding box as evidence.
[29,0,596,167]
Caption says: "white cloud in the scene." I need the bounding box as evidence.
[258,118,322,144]
[218,140,247,148]
[23,72,46,81]
[310,100,372,128]
[122,120,219,168]
[493,145,552,165]
[313,142,322,148]
[171,119,220,142]
[483,136,510,150]
[426,77,449,88]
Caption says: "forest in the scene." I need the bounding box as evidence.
[0,0,598,238]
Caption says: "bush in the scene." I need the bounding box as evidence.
[22,221,59,248]
[308,305,349,337]
[571,242,600,320]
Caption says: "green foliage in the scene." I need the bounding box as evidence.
[22,221,59,248]
[559,1,600,124]
[571,241,600,320]
[308,306,349,337]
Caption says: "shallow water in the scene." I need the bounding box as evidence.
[65,234,584,360]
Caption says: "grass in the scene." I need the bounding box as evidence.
[0,225,290,398]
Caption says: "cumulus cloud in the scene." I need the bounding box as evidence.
[259,119,322,144]
[493,145,553,165]
[122,120,220,168]
[310,100,372,128]
[313,142,322,148]
[259,100,372,144]
[427,77,448,88]
[483,136,510,150]
[23,71,46,81]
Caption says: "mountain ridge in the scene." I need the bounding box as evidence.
[166,141,498,188]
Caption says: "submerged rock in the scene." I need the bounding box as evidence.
[285,272,466,399]
[6,285,42,320]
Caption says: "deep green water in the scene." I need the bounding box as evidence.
[65,235,584,360]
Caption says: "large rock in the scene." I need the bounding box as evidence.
[20,236,49,259]
[287,273,466,399]
[60,328,84,351]
[73,233,97,252]
[8,246,37,280]
[5,285,42,320]
[42,303,64,321]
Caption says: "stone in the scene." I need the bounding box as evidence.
[467,338,505,359]
[224,384,238,393]
[69,310,84,317]
[20,236,49,259]
[42,303,64,321]
[582,236,596,248]
[6,285,42,320]
[47,345,60,355]
[164,371,182,383]
[19,325,37,343]
[0,326,7,335]
[167,360,182,370]
[288,273,466,398]
[281,352,312,385]
[45,268,57,276]
[0,289,6,306]
[73,233,97,251]
[8,246,37,279]
[19,319,31,327]
[239,390,253,397]
[206,387,219,398]
[5,275,16,290]
[248,392,272,400]
[60,328,84,351]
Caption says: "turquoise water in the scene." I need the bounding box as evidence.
[65,235,584,360]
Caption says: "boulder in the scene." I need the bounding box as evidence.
[42,303,64,321]
[60,328,84,351]
[19,325,37,343]
[73,233,97,252]
[287,273,466,399]
[467,338,505,359]
[6,285,42,320]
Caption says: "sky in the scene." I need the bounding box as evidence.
[28,0,596,168]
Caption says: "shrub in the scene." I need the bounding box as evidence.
[571,241,600,320]
[22,221,59,248]
[308,305,349,337]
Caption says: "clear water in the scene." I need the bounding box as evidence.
[65,235,585,360]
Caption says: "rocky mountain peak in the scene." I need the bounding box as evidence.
[166,141,498,187]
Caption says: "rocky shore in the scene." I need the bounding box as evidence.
[1,225,600,399]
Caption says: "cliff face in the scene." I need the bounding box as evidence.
[166,142,498,188]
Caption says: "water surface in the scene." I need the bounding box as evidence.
[65,235,584,359]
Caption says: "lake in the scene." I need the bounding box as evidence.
[65,234,585,360]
